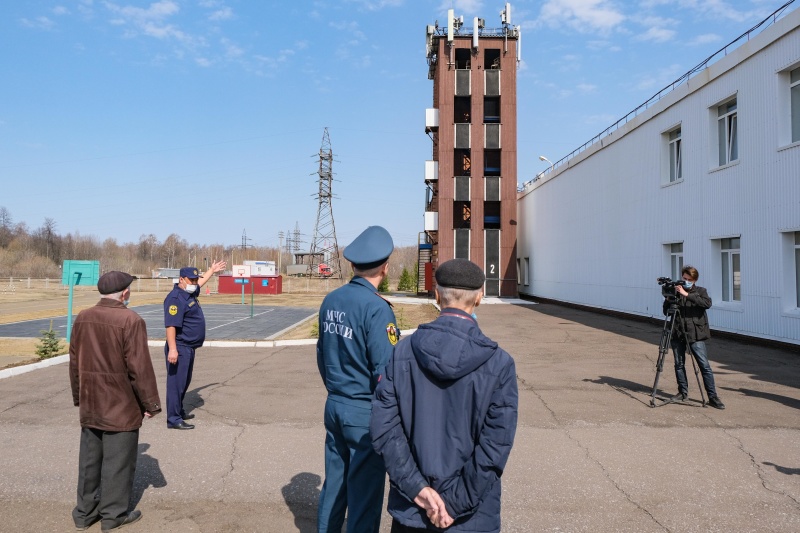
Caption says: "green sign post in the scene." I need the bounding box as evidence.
[62,260,100,342]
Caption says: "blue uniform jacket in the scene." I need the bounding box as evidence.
[164,285,205,348]
[371,308,518,532]
[317,276,397,407]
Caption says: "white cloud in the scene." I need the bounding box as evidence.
[539,0,625,34]
[20,17,55,30]
[53,6,70,16]
[220,38,243,58]
[576,83,597,93]
[195,57,212,67]
[687,33,721,46]
[635,26,675,43]
[209,7,233,21]
[349,0,405,10]
[586,113,617,125]
[634,63,684,91]
[439,0,484,15]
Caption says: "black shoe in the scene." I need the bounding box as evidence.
[708,396,726,410]
[670,392,687,401]
[75,515,100,530]
[181,413,195,420]
[101,510,142,531]
[168,421,195,430]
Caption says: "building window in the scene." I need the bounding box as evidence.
[717,98,738,166]
[791,67,800,143]
[795,232,800,307]
[516,258,521,285]
[721,237,741,302]
[668,128,682,182]
[523,257,530,286]
[669,243,684,280]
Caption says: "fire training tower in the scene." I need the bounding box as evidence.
[309,128,343,280]
[420,3,520,297]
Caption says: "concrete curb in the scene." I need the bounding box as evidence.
[0,353,69,380]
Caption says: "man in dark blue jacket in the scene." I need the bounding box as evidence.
[371,258,518,532]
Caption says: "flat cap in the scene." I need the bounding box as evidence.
[180,267,201,279]
[343,226,394,269]
[435,259,485,290]
[97,271,136,295]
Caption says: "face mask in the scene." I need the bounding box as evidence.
[123,299,130,306]
[683,281,694,289]
[184,284,197,293]
[471,313,478,321]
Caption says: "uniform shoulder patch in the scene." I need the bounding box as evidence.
[386,323,399,345]
[169,305,178,316]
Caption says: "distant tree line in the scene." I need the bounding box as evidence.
[0,206,422,290]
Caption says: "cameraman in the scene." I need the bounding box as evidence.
[662,266,725,409]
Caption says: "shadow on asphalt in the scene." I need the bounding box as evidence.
[513,302,800,394]
[184,383,217,414]
[721,387,800,410]
[281,472,321,533]
[762,462,800,475]
[131,442,167,509]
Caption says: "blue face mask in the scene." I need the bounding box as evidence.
[123,299,130,307]
[683,281,694,289]
[471,313,478,321]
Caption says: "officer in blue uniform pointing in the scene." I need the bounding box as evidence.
[163,261,225,430]
[317,225,399,533]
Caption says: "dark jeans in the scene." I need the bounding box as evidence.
[671,339,719,398]
[73,427,139,530]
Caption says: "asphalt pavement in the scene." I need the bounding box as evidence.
[0,304,316,341]
[0,301,798,532]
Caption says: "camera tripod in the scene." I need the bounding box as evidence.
[650,300,707,408]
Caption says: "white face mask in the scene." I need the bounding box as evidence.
[184,284,197,293]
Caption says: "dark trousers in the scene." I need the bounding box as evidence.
[165,344,195,426]
[317,398,385,533]
[73,427,139,530]
[671,339,719,398]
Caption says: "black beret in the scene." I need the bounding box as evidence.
[97,271,136,295]
[435,259,485,290]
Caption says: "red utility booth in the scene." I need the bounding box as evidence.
[217,275,283,295]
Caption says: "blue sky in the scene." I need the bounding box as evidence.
[0,0,794,249]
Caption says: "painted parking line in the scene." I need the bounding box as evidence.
[207,309,274,330]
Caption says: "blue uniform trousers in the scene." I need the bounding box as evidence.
[165,344,195,426]
[318,397,385,533]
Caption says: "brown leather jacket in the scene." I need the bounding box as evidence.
[69,298,161,431]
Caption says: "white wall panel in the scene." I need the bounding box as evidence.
[517,10,800,345]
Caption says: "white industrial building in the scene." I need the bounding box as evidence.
[517,7,800,345]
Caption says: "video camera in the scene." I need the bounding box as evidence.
[657,276,687,300]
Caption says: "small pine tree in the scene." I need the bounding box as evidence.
[397,268,414,292]
[36,320,63,359]
[378,275,390,293]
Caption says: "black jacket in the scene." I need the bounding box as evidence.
[371,308,518,532]
[663,285,712,343]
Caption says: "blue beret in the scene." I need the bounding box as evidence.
[435,259,485,290]
[344,226,394,269]
[180,267,201,279]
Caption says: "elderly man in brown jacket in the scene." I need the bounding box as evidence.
[69,271,162,532]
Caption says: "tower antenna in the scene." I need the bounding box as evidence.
[309,128,343,279]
